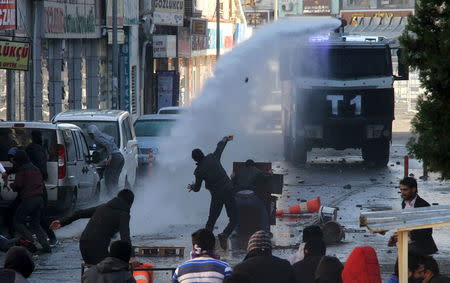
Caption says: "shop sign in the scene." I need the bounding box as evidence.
[106,0,124,27]
[0,40,30,71]
[191,22,234,56]
[178,27,191,58]
[0,0,16,30]
[244,11,271,26]
[44,0,100,38]
[191,18,207,35]
[157,70,179,110]
[303,0,331,15]
[154,0,184,26]
[107,29,125,44]
[121,31,130,111]
[341,10,413,25]
[153,35,177,58]
[123,0,139,25]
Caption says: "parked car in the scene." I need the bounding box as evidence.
[157,106,185,114]
[134,114,179,166]
[0,122,100,213]
[53,110,138,189]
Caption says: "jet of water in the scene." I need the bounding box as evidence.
[131,17,340,235]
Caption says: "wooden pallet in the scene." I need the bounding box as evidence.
[134,246,185,257]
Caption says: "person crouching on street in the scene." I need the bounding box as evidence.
[82,240,136,283]
[50,189,137,265]
[10,150,51,253]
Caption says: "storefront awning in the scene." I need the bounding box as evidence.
[344,16,407,39]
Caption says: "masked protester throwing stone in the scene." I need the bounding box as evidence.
[188,136,237,250]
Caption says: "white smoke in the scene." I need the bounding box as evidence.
[131,18,340,235]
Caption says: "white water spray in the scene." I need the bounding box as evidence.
[131,18,340,235]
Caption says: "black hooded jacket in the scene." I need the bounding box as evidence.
[25,142,48,181]
[0,246,35,282]
[60,197,133,252]
[81,257,136,283]
[233,250,296,283]
[192,138,232,193]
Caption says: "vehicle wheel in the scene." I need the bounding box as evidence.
[292,139,307,165]
[362,140,390,167]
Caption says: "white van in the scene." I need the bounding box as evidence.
[53,110,138,190]
[0,122,100,213]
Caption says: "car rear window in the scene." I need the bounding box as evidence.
[0,128,58,161]
[134,120,177,137]
[58,121,120,148]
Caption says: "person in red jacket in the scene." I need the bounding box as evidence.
[10,150,51,253]
[341,246,381,283]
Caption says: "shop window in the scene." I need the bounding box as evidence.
[380,0,414,9]
[343,0,371,9]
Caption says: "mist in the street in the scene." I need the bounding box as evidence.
[131,18,340,236]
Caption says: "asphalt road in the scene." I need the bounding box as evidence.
[2,131,450,282]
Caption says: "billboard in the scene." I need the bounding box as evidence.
[0,0,16,30]
[0,40,30,71]
[303,0,331,15]
[154,0,184,26]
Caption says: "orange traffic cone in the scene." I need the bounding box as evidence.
[133,263,154,283]
[276,197,321,216]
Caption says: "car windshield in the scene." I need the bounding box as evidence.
[59,121,120,148]
[134,120,177,137]
[158,109,181,114]
[293,46,392,79]
[0,128,58,161]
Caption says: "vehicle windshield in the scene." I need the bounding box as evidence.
[294,46,392,79]
[59,121,120,148]
[158,109,181,114]
[0,128,58,161]
[134,120,177,137]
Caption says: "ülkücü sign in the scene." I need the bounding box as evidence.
[0,40,30,71]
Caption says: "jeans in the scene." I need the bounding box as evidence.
[104,152,125,195]
[14,196,50,251]
[205,190,238,238]
[235,193,270,232]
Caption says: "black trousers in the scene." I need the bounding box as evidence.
[104,152,125,195]
[79,239,110,265]
[14,196,50,251]
[41,188,56,242]
[205,190,238,238]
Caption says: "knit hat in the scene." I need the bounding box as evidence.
[247,230,272,253]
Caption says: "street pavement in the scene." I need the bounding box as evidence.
[2,125,449,282]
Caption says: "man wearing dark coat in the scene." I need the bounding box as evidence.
[392,177,438,255]
[293,239,326,283]
[189,136,237,250]
[233,230,296,283]
[50,189,136,265]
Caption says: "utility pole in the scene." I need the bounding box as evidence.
[216,0,220,59]
[112,0,119,109]
[274,0,278,20]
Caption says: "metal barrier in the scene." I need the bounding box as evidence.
[81,263,176,277]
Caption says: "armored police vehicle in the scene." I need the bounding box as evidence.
[281,33,408,166]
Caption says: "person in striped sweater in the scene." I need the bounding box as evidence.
[172,229,232,283]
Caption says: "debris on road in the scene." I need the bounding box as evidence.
[343,184,352,190]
